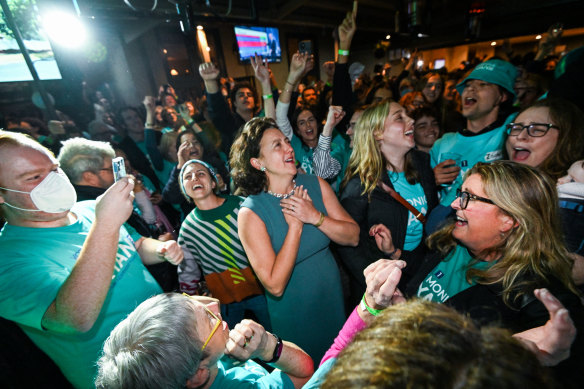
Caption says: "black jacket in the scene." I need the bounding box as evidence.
[337,150,438,305]
[406,248,584,388]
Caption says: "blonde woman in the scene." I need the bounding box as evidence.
[337,100,438,307]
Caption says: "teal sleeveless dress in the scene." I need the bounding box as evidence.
[241,174,345,364]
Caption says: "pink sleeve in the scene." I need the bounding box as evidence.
[319,306,367,366]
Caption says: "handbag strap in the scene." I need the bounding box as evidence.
[378,181,427,224]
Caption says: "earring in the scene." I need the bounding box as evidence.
[261,166,266,172]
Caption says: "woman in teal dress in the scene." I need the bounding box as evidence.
[231,117,359,365]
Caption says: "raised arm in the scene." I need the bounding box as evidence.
[41,178,135,333]
[251,54,275,120]
[276,52,309,139]
[313,106,345,179]
[337,1,357,65]
[238,204,303,297]
[226,319,314,388]
[143,96,164,170]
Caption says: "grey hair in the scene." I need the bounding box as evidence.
[57,137,115,184]
[95,293,205,389]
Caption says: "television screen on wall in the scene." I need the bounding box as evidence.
[234,26,281,63]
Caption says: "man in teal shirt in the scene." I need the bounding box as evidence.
[0,131,184,388]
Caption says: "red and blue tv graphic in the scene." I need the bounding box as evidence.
[234,26,281,62]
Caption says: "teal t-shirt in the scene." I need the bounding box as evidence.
[429,114,515,205]
[416,245,492,303]
[0,200,162,389]
[292,135,315,174]
[210,357,294,389]
[389,171,426,251]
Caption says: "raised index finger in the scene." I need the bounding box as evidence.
[352,1,358,19]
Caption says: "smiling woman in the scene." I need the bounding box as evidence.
[337,100,439,307]
[505,97,584,180]
[231,117,359,365]
[402,161,584,386]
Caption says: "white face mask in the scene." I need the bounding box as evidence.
[0,170,77,213]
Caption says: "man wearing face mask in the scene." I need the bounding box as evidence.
[0,131,184,389]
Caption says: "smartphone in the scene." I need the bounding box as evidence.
[299,40,312,55]
[112,157,127,182]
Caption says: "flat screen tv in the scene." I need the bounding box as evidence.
[433,58,446,70]
[234,26,281,63]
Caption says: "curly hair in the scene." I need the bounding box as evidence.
[322,299,553,389]
[427,161,578,307]
[230,117,278,196]
[341,100,419,197]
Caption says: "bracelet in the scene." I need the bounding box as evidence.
[285,80,295,87]
[325,81,333,87]
[262,93,273,99]
[386,247,399,259]
[314,212,325,227]
[264,333,283,363]
[360,293,384,316]
[338,49,350,56]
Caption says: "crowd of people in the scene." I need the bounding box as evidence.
[2,2,584,388]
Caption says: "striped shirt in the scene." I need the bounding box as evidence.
[177,195,251,293]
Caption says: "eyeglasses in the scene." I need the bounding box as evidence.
[456,188,495,209]
[506,122,559,138]
[183,294,222,351]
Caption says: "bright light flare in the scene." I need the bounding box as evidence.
[490,41,497,46]
[536,35,542,40]
[41,12,87,48]
[417,60,424,68]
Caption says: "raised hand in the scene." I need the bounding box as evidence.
[95,176,135,230]
[322,61,335,81]
[251,54,271,85]
[323,106,346,135]
[338,1,358,48]
[513,288,577,366]
[288,52,309,84]
[198,62,220,81]
[143,96,156,113]
[177,140,193,169]
[363,258,407,310]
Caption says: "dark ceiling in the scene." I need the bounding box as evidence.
[70,0,584,49]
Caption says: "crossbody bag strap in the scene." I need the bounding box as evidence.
[378,181,427,224]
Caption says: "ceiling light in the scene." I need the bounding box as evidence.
[197,25,204,30]
[490,41,497,46]
[170,69,179,76]
[386,34,391,40]
[536,35,542,40]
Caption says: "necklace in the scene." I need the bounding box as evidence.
[266,180,296,199]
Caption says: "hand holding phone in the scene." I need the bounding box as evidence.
[112,157,127,182]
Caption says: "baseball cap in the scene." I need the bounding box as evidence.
[456,59,518,99]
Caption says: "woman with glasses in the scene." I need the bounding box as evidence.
[337,100,438,307]
[505,97,584,285]
[370,161,583,386]
[505,97,584,181]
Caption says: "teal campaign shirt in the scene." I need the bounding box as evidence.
[416,245,492,303]
[389,171,426,251]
